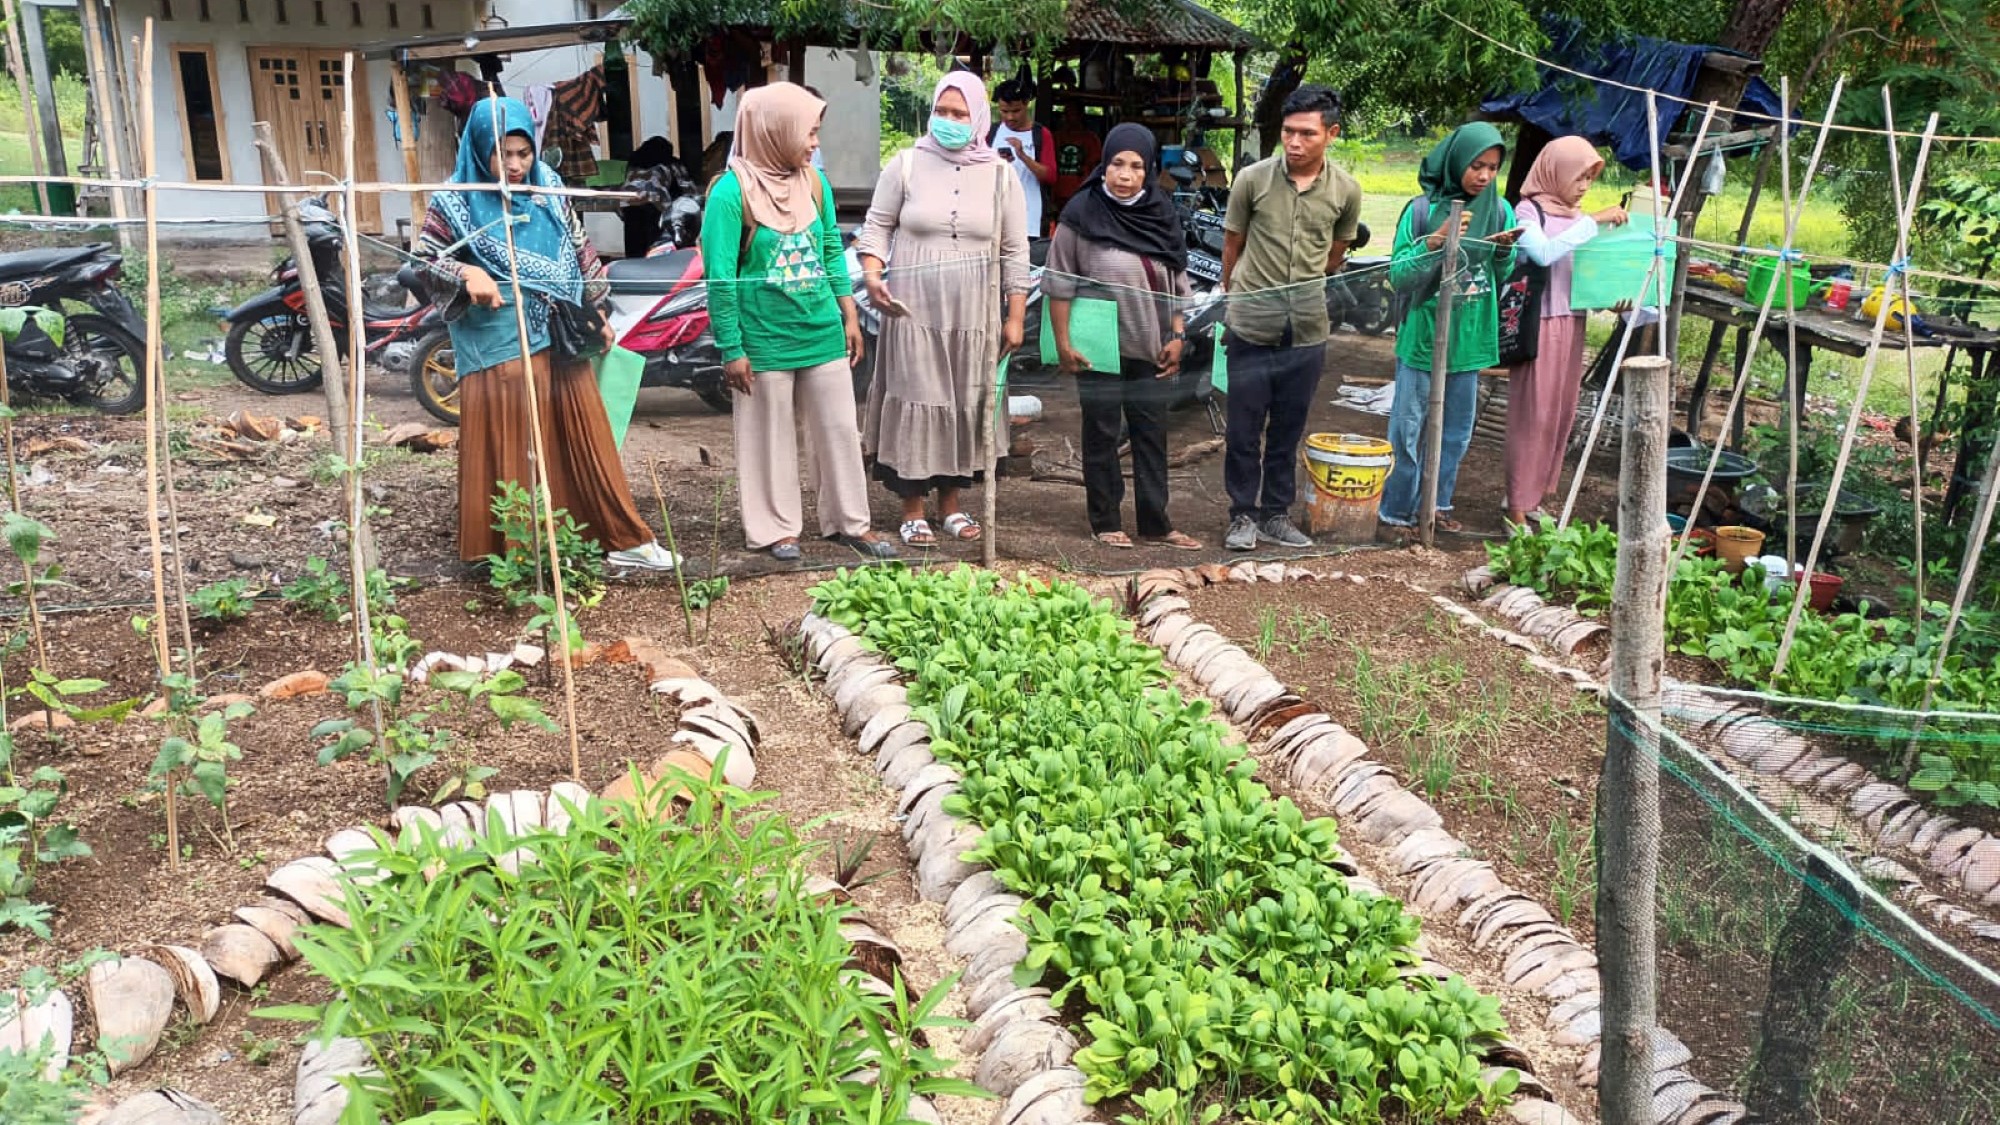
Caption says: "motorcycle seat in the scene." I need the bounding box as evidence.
[607,248,700,296]
[0,244,106,282]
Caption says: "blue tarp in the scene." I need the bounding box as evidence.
[1479,22,1788,171]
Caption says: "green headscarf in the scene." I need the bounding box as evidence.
[1418,122,1508,241]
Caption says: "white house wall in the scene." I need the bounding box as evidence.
[113,0,477,242]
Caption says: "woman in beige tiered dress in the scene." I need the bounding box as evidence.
[855,72,1030,547]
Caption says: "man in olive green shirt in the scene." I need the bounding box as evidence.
[1220,85,1362,551]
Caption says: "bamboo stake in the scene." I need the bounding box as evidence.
[1419,201,1464,548]
[134,19,179,869]
[1780,77,1800,567]
[1771,108,1939,680]
[1881,88,1926,620]
[1670,77,1848,570]
[483,95,585,783]
[134,29,199,696]
[1597,353,1672,1125]
[1907,424,2000,769]
[0,346,46,671]
[0,0,49,213]
[1645,92,1668,363]
[339,53,384,683]
[74,0,132,245]
[1557,100,1721,528]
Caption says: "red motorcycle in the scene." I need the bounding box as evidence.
[222,197,444,395]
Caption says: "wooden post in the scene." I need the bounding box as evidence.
[250,122,376,573]
[75,0,133,243]
[1597,353,1673,1125]
[390,58,425,248]
[1418,201,1464,548]
[340,52,384,638]
[1882,89,1926,616]
[1,0,49,212]
[18,0,66,184]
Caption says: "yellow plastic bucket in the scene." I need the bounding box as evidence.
[1304,434,1393,501]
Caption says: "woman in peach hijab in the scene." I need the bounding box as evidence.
[702,82,896,562]
[1504,136,1629,529]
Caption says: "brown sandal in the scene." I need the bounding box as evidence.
[1146,530,1203,551]
[1094,531,1135,549]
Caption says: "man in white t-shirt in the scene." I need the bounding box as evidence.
[990,79,1054,236]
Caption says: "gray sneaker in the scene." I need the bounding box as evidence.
[1224,515,1258,552]
[1258,515,1313,548]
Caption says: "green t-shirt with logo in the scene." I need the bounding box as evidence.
[700,170,852,372]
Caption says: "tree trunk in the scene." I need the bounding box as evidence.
[1253,49,1307,158]
[1597,355,1672,1125]
[1719,0,1799,54]
[1505,122,1555,202]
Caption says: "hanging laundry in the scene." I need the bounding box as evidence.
[522,85,555,152]
[545,65,606,182]
[701,31,762,108]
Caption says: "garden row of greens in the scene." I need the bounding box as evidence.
[1488,522,2000,808]
[812,566,1516,1124]
[263,782,973,1124]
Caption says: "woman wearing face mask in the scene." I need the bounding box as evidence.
[1378,122,1521,542]
[855,73,1030,548]
[416,96,676,572]
[1504,136,1628,530]
[1044,124,1201,550]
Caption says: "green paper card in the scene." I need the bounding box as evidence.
[594,346,645,449]
[1210,322,1228,394]
[1040,297,1121,373]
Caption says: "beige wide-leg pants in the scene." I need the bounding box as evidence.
[733,359,872,549]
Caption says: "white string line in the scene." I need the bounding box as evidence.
[1425,2,2000,146]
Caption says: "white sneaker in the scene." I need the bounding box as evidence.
[608,541,680,572]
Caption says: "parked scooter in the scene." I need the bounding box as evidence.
[411,177,876,424]
[0,242,148,414]
[223,197,444,396]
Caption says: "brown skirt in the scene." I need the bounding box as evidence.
[457,349,653,563]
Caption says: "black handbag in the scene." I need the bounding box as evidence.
[1495,207,1549,367]
[547,297,608,362]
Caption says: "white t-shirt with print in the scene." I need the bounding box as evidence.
[992,124,1043,233]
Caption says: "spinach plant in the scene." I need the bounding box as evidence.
[815,566,1516,1122]
[189,579,258,623]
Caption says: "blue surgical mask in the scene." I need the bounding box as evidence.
[930,116,974,150]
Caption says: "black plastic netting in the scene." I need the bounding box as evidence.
[1604,698,2000,1124]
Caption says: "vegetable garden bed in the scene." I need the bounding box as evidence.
[804,565,1538,1124]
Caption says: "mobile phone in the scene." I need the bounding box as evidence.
[1000,149,1015,162]
[881,296,914,318]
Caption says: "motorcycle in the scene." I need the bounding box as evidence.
[223,197,445,396]
[0,242,147,414]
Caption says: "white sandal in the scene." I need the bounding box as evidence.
[899,519,936,547]
[941,512,982,541]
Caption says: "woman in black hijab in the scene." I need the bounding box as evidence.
[1045,123,1199,549]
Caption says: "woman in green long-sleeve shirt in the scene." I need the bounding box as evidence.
[701,82,896,563]
[1379,124,1521,540]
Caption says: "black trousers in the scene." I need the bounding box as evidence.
[1077,357,1173,537]
[1223,332,1327,520]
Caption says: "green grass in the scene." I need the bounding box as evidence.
[1336,146,1852,261]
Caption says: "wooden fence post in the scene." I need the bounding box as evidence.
[1598,353,1672,1125]
[251,122,377,573]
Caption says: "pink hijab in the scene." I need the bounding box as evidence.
[1519,136,1605,218]
[915,71,998,166]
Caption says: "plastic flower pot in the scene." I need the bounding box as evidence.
[1808,572,1844,611]
[1714,526,1765,574]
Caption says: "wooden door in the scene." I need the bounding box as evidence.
[246,46,382,232]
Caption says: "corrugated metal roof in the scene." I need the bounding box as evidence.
[1063,0,1258,51]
